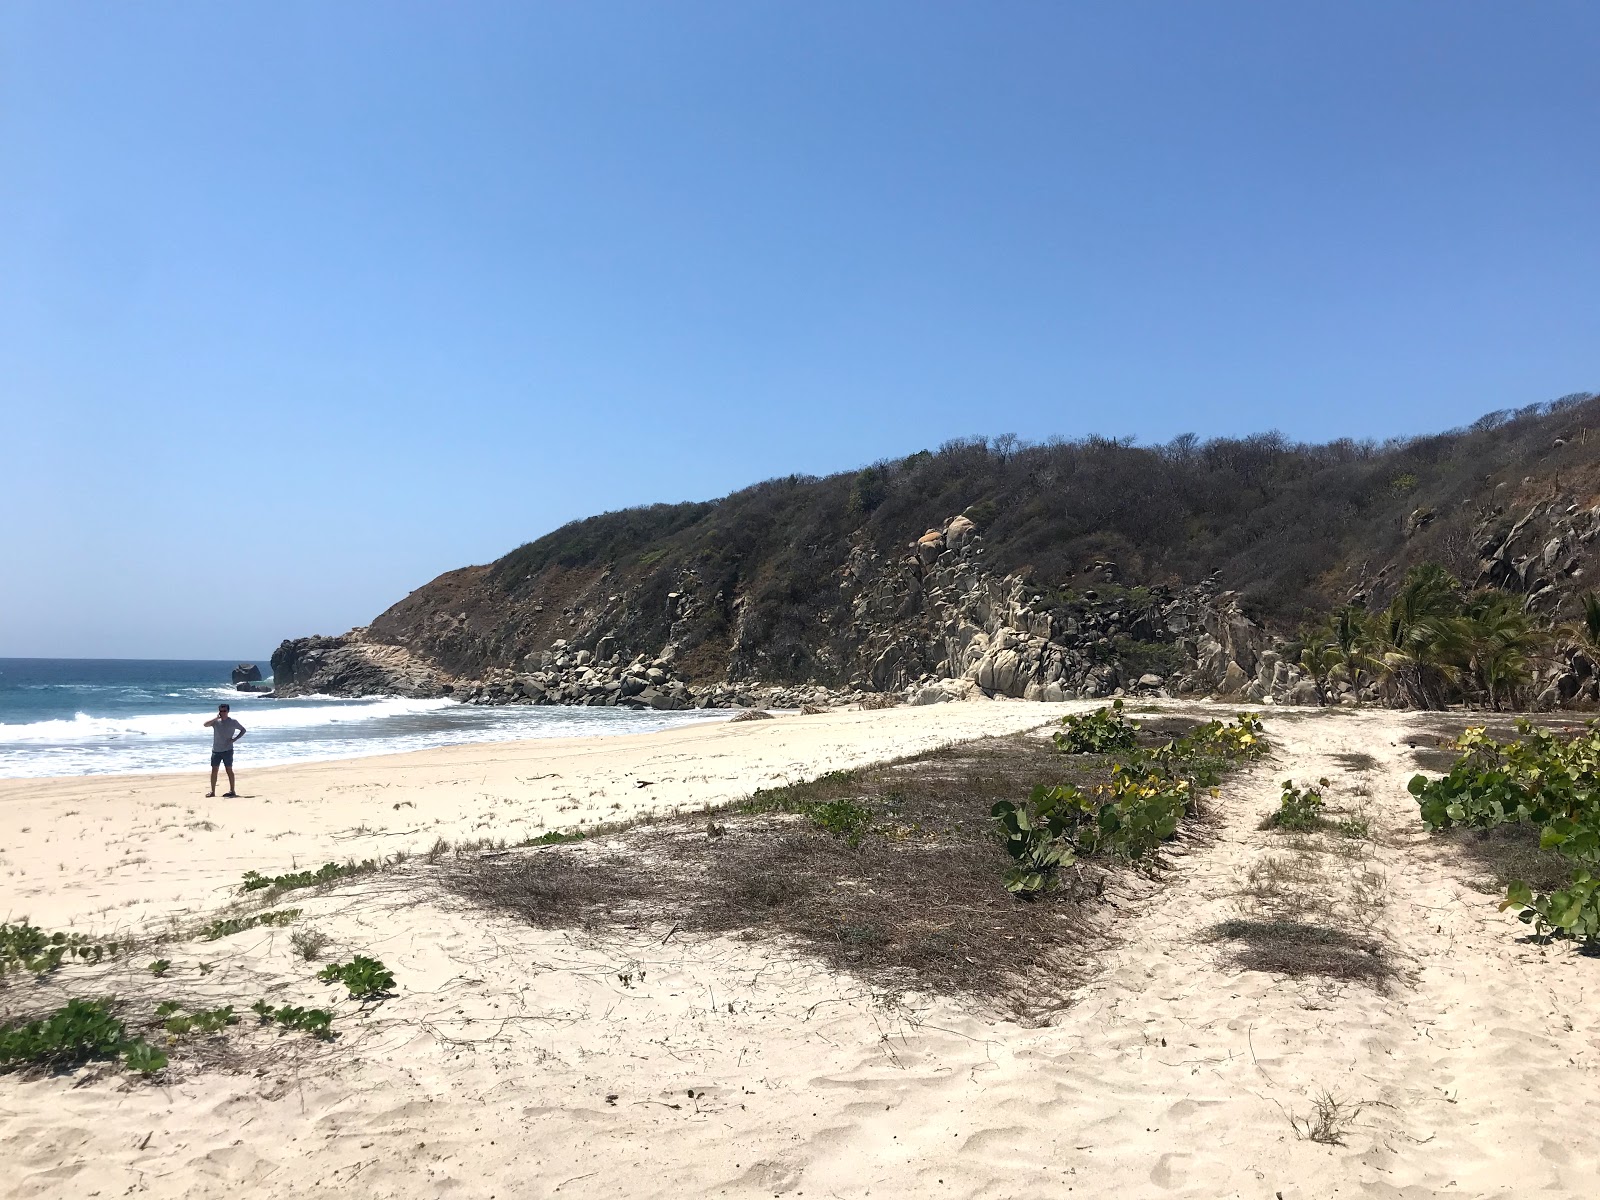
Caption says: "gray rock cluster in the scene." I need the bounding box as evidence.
[271,631,450,699]
[1477,499,1600,611]
[456,638,847,711]
[844,514,1326,707]
[1540,651,1600,708]
[1169,593,1324,705]
[1468,497,1600,708]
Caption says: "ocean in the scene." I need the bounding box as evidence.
[0,658,729,780]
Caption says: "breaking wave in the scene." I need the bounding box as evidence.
[0,695,725,779]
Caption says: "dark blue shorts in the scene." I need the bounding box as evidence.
[211,749,235,768]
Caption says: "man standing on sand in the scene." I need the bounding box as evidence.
[204,703,246,797]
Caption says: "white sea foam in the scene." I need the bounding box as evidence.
[0,698,727,779]
[0,697,456,743]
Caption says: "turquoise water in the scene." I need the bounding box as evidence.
[0,658,724,779]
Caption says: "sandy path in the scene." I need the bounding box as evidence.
[3,704,1598,1198]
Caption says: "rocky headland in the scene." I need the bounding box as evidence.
[274,398,1600,712]
[276,511,1329,711]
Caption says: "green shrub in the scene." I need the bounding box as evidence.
[743,772,873,846]
[1410,722,1600,832]
[1116,711,1269,796]
[147,959,171,977]
[745,770,858,814]
[159,1005,237,1036]
[0,924,117,977]
[999,711,1268,895]
[990,789,1082,894]
[0,998,164,1075]
[202,909,301,940]
[526,830,585,846]
[121,1041,168,1076]
[241,861,376,895]
[1110,637,1185,680]
[1179,712,1270,763]
[807,799,872,846]
[846,466,890,517]
[1054,700,1140,754]
[963,498,998,528]
[1081,766,1191,859]
[287,1007,333,1038]
[1503,873,1600,942]
[251,1001,334,1038]
[317,955,396,1000]
[1268,780,1327,831]
[1412,720,1600,942]
[992,767,1193,892]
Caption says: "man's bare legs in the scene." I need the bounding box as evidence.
[209,762,237,797]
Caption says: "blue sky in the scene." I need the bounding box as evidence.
[2,2,1596,658]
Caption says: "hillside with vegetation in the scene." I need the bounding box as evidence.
[274,393,1600,710]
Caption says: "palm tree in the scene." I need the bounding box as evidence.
[1298,603,1370,700]
[1328,603,1370,694]
[1462,589,1541,710]
[1360,564,1468,709]
[1560,592,1600,660]
[1545,591,1600,706]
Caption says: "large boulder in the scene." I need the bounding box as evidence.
[909,677,975,705]
[944,514,978,551]
[1289,679,1323,706]
[270,632,450,698]
[1219,661,1249,696]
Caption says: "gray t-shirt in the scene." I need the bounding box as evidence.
[211,717,244,752]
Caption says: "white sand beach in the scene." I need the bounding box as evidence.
[2,701,1597,1198]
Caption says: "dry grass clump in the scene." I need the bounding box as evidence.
[1205,919,1393,988]
[1410,745,1463,772]
[1290,1089,1363,1144]
[437,722,1211,1012]
[1331,751,1379,773]
[1239,853,1332,920]
[1436,823,1572,896]
[290,928,329,961]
